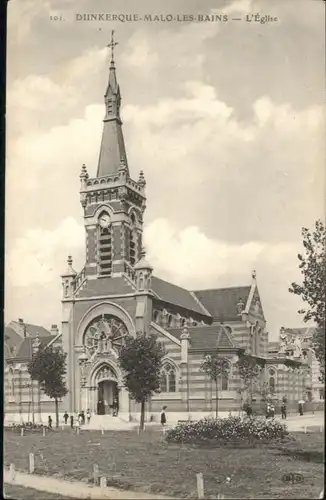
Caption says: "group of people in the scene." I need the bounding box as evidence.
[97,397,119,416]
[61,409,92,428]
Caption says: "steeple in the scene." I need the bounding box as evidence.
[97,30,128,178]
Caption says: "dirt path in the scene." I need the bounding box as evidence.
[3,469,175,500]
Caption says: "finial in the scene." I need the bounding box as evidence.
[252,270,257,280]
[67,255,73,267]
[138,170,146,187]
[80,163,88,179]
[107,30,118,66]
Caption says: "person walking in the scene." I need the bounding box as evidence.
[86,409,91,424]
[78,412,83,426]
[81,410,85,425]
[298,400,304,416]
[63,411,69,425]
[48,415,52,429]
[70,414,74,429]
[160,406,167,428]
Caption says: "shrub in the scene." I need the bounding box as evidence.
[165,415,289,444]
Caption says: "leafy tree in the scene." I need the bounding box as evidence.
[289,220,325,381]
[118,332,165,430]
[28,345,68,428]
[236,355,262,407]
[201,353,230,418]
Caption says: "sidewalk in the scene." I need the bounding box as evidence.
[3,469,175,500]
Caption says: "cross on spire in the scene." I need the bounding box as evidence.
[107,30,118,64]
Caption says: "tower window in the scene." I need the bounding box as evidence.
[98,226,112,276]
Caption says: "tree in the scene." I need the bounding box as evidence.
[236,355,262,408]
[201,353,230,418]
[28,345,68,428]
[118,332,165,430]
[289,220,325,381]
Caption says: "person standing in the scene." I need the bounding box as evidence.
[160,406,167,428]
[298,401,304,416]
[281,402,287,419]
[266,403,271,419]
[86,409,91,424]
[63,412,69,424]
[270,404,275,418]
[48,415,52,429]
[70,414,74,429]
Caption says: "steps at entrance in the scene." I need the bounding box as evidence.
[82,414,137,431]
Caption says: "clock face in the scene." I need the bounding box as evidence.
[99,214,110,228]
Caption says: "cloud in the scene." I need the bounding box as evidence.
[6,217,84,288]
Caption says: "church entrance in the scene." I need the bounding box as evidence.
[97,380,119,415]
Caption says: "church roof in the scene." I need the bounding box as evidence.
[76,276,135,298]
[193,286,251,321]
[15,336,61,360]
[151,276,211,317]
[4,326,24,352]
[167,325,237,350]
[7,321,52,338]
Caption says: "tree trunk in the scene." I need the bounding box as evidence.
[215,381,218,419]
[55,398,59,428]
[140,399,145,430]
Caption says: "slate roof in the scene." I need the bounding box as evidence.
[151,276,211,317]
[76,276,135,298]
[193,286,251,321]
[167,325,237,350]
[4,326,24,352]
[15,335,61,360]
[8,321,52,338]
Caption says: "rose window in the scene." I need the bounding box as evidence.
[83,315,129,357]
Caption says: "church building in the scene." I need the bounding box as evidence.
[60,39,308,423]
[4,38,310,425]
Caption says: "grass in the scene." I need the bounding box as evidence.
[4,484,75,499]
[4,428,324,499]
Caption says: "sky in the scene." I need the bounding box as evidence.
[5,0,325,339]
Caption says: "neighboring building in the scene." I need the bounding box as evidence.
[57,45,308,423]
[4,320,61,423]
[269,327,324,402]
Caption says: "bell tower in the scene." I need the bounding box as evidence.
[79,31,146,278]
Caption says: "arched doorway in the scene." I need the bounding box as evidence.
[94,365,120,415]
[97,380,119,415]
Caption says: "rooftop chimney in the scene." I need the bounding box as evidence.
[51,324,59,336]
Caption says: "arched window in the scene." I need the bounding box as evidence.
[160,363,177,393]
[139,272,144,290]
[129,215,138,266]
[221,372,229,391]
[220,361,231,391]
[153,310,159,323]
[181,318,186,327]
[98,213,112,276]
[167,315,173,327]
[268,368,276,394]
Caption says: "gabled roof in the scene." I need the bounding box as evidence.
[4,326,23,352]
[15,336,61,360]
[151,276,211,317]
[76,276,135,298]
[167,325,237,350]
[193,286,251,321]
[8,321,52,338]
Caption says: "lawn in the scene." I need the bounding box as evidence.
[4,428,324,499]
[4,484,75,500]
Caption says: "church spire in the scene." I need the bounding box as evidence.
[97,30,128,178]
